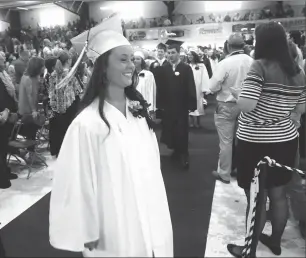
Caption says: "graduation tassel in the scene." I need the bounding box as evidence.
[56,27,91,91]
[55,42,88,90]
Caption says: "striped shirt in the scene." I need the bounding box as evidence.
[237,59,306,143]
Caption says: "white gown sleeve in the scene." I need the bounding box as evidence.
[151,73,157,112]
[145,71,156,112]
[201,64,210,93]
[49,119,103,252]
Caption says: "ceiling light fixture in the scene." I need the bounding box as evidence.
[17,7,29,10]
[100,6,111,10]
[100,1,143,19]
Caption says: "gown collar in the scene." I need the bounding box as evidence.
[104,98,130,121]
[92,97,135,126]
[170,60,181,72]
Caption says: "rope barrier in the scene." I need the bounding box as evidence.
[241,156,306,257]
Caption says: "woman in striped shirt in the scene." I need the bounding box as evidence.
[228,22,306,257]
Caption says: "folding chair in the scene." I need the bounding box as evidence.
[7,119,48,179]
[36,102,50,150]
[36,120,50,149]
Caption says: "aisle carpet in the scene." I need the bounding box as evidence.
[0,97,219,257]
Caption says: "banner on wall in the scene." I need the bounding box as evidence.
[198,27,222,35]
[126,17,306,43]
[127,30,149,41]
[247,17,306,31]
[198,23,223,35]
[127,28,187,41]
[232,23,255,33]
[126,24,223,41]
[278,18,306,31]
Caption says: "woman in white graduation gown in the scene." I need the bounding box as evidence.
[49,17,173,258]
[187,50,210,128]
[133,51,156,114]
[207,49,219,74]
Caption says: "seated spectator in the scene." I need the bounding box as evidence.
[0,52,17,102]
[18,57,45,157]
[43,39,52,58]
[0,49,19,188]
[6,53,17,86]
[13,47,30,95]
[0,68,18,189]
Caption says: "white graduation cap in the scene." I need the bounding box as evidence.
[134,50,145,60]
[188,47,198,53]
[71,14,130,62]
[56,15,130,90]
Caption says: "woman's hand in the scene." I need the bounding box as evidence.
[84,240,99,251]
[229,87,241,99]
[0,114,6,125]
[32,111,39,119]
[149,110,156,119]
[290,112,301,129]
[0,109,10,125]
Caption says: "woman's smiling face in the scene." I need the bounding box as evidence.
[106,45,135,88]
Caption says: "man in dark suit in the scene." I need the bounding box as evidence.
[150,43,170,70]
[160,44,197,169]
[200,47,213,78]
[150,43,170,119]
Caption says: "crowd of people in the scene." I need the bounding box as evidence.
[124,2,304,29]
[209,24,306,257]
[0,28,90,189]
[0,20,229,188]
[0,17,99,62]
[0,14,305,257]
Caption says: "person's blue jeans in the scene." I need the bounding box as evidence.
[214,101,240,181]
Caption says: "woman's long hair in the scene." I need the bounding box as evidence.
[139,58,146,70]
[45,56,58,74]
[78,50,155,134]
[133,55,146,71]
[54,51,70,76]
[25,57,45,78]
[188,51,201,64]
[254,22,300,76]
[223,40,229,56]
[210,51,218,61]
